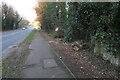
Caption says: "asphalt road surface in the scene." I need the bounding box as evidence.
[2,28,33,51]
[1,28,33,59]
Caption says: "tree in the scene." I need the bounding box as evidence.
[2,2,22,31]
[35,2,120,57]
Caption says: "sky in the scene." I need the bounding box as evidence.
[4,0,38,22]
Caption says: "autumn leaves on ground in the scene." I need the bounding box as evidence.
[2,1,120,79]
[40,31,118,78]
[35,2,120,78]
[2,30,118,78]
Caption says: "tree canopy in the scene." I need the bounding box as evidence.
[35,2,120,58]
[2,2,23,31]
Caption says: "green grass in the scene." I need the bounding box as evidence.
[2,51,20,78]
[2,30,36,78]
[24,30,36,42]
[0,60,2,78]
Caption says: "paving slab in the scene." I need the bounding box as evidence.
[44,58,57,68]
[22,32,71,78]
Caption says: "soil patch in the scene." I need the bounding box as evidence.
[40,30,119,78]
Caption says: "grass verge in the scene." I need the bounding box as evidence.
[24,30,36,42]
[2,30,36,78]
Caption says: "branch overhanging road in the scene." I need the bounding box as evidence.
[1,27,33,59]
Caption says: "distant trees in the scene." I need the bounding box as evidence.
[2,2,22,31]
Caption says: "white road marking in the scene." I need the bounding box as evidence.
[29,44,32,50]
[8,45,13,48]
[8,45,18,49]
[2,30,25,38]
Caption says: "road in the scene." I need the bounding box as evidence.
[1,28,33,58]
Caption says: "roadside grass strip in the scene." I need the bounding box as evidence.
[24,30,36,42]
[2,30,36,78]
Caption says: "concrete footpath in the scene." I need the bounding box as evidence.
[22,32,72,78]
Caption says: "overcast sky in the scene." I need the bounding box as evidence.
[4,0,37,22]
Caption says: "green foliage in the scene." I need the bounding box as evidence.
[2,2,22,31]
[36,2,120,57]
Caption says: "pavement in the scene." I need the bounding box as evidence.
[22,32,72,78]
